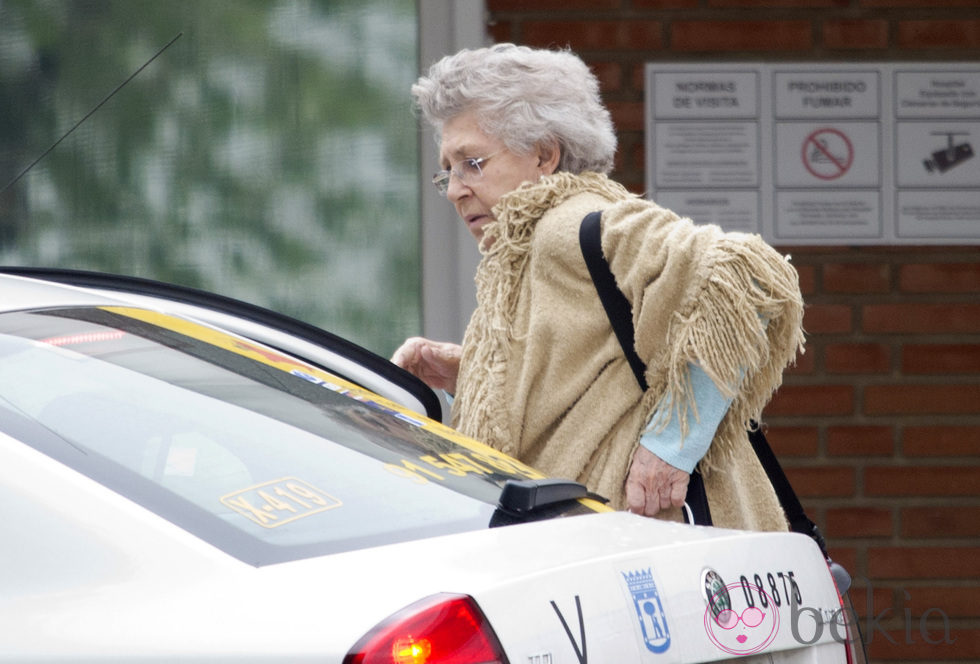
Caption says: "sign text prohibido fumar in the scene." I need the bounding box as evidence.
[645,62,980,245]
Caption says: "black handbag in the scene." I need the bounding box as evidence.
[578,211,827,552]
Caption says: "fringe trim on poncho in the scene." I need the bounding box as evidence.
[452,171,805,521]
[452,172,633,453]
[643,231,806,476]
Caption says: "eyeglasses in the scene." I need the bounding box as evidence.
[431,151,501,196]
[715,607,765,630]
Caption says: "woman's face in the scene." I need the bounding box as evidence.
[439,109,558,246]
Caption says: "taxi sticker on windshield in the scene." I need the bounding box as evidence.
[101,306,610,512]
[221,478,342,528]
[384,450,545,484]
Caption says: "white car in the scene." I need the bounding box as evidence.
[0,268,865,663]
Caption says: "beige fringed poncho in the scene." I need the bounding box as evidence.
[452,172,805,531]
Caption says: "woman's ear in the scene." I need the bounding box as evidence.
[536,138,561,175]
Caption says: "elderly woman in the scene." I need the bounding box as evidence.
[392,43,805,531]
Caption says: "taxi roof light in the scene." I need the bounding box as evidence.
[343,593,508,664]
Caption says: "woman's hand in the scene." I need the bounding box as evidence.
[390,337,462,394]
[625,445,690,517]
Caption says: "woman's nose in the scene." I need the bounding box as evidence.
[445,172,470,202]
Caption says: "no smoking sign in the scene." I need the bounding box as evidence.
[802,127,854,180]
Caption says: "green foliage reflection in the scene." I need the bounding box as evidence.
[0,0,420,356]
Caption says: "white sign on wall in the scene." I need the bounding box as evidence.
[645,63,980,245]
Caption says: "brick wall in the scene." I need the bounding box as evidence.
[485,2,980,662]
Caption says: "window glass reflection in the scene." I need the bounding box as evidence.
[0,0,420,356]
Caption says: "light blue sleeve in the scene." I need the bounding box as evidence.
[639,363,733,473]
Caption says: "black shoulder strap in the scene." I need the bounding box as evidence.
[578,211,826,553]
[579,210,710,525]
[579,211,649,392]
[748,427,827,555]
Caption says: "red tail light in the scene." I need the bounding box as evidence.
[343,593,509,664]
[828,562,867,664]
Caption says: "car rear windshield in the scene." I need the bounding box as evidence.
[0,306,594,565]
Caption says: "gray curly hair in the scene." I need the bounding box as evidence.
[412,43,616,174]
